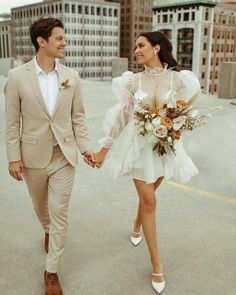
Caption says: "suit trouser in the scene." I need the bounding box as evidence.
[23,145,75,273]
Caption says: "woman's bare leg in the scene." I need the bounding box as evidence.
[133,179,164,282]
[154,176,164,191]
[132,176,164,237]
[132,201,142,237]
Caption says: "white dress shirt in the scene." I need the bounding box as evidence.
[34,56,59,116]
[34,56,59,145]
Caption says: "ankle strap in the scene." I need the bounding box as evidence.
[152,273,163,276]
[132,231,141,235]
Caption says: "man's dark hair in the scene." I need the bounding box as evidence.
[30,16,64,51]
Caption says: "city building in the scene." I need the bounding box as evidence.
[105,0,153,71]
[10,0,120,80]
[0,17,12,59]
[153,0,236,94]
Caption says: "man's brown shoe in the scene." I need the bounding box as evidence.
[45,233,49,253]
[44,271,63,295]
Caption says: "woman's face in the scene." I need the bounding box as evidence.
[134,36,159,66]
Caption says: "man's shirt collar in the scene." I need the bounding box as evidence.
[34,56,58,75]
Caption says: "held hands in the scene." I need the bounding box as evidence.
[82,151,96,168]
[8,161,24,181]
[83,148,109,168]
[94,148,109,168]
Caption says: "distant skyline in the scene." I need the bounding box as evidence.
[0,0,42,14]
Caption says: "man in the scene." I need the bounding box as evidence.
[5,17,94,295]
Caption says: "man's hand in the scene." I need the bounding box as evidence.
[8,161,24,181]
[82,151,96,168]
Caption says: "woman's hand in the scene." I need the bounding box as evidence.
[94,148,109,168]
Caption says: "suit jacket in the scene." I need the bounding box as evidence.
[5,59,91,168]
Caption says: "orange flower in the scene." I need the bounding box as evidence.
[172,129,181,140]
[177,99,187,110]
[150,106,159,116]
[161,116,173,129]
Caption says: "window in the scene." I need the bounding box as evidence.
[163,15,168,23]
[184,13,189,21]
[65,4,69,13]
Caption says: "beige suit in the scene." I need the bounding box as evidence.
[5,59,90,167]
[5,59,90,272]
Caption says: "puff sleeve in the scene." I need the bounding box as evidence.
[99,71,134,148]
[175,70,202,101]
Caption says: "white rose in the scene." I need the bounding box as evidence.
[152,117,161,127]
[139,121,145,126]
[153,125,168,138]
[145,122,154,132]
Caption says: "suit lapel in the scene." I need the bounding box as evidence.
[27,60,50,117]
[51,63,68,119]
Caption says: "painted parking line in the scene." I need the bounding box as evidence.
[165,180,236,205]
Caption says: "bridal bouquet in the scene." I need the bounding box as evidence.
[133,98,209,156]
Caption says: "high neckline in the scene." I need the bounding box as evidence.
[144,63,168,76]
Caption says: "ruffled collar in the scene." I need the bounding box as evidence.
[144,63,168,76]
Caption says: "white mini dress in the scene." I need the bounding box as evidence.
[99,65,201,184]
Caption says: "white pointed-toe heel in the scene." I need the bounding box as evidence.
[152,273,166,294]
[130,231,142,246]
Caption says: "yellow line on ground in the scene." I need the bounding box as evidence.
[165,180,236,205]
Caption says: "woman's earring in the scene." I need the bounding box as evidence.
[154,50,158,56]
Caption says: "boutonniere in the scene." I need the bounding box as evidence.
[60,79,74,90]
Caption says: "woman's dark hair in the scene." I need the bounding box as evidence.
[139,31,181,71]
[30,16,64,51]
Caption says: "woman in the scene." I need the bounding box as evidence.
[95,31,201,293]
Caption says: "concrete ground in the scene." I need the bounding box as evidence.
[0,75,236,295]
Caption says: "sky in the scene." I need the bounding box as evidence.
[0,0,43,14]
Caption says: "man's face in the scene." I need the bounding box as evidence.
[38,27,67,59]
